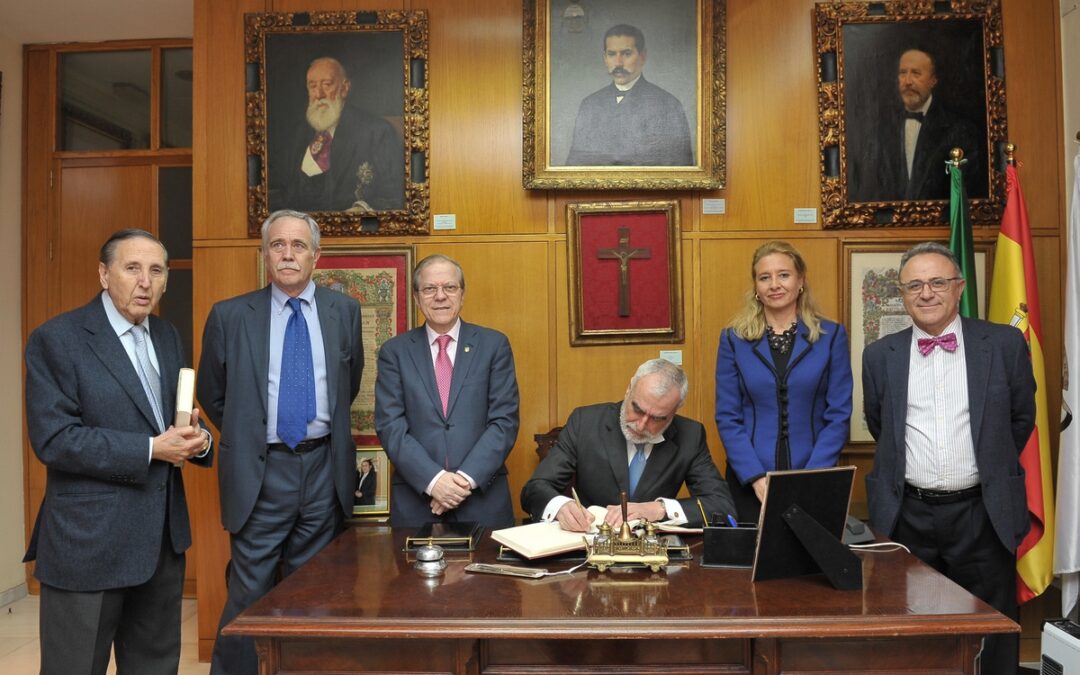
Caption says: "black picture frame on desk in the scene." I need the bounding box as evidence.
[751,466,860,589]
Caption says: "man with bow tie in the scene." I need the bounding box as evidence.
[270,56,404,213]
[847,47,984,203]
[862,241,1034,675]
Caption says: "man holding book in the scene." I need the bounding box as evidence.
[521,359,734,532]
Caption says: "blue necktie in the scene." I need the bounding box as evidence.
[277,297,316,448]
[628,443,646,496]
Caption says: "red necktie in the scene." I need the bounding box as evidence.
[309,131,332,172]
[917,333,958,356]
[435,334,453,416]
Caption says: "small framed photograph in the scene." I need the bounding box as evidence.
[245,10,429,236]
[258,246,415,445]
[842,241,990,443]
[814,1,1007,228]
[566,200,683,345]
[353,448,389,517]
[522,0,725,190]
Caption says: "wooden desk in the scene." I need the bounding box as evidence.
[224,526,1016,674]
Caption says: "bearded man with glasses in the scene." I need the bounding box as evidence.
[375,254,520,527]
[862,241,1035,675]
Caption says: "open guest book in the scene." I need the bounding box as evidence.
[491,506,611,559]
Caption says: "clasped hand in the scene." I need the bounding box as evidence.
[430,472,472,515]
[151,408,207,466]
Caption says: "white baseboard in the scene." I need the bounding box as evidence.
[0,583,28,609]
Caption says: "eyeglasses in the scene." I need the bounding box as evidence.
[418,284,461,297]
[899,277,963,296]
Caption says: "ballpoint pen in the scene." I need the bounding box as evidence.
[726,514,739,528]
[696,498,710,526]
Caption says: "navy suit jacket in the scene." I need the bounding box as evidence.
[520,402,735,526]
[197,284,363,533]
[715,319,853,484]
[861,317,1035,552]
[24,294,211,592]
[374,321,520,528]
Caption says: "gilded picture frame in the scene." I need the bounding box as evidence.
[245,10,430,236]
[523,0,726,190]
[814,0,1007,228]
[567,200,683,345]
[842,240,991,443]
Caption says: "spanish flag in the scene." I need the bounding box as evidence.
[988,159,1055,603]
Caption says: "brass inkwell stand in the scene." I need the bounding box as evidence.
[584,492,668,573]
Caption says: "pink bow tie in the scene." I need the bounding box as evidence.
[917,333,957,356]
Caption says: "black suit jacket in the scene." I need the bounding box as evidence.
[848,99,984,202]
[24,294,211,591]
[355,469,377,506]
[861,317,1035,552]
[270,104,405,212]
[521,402,734,526]
[197,284,363,533]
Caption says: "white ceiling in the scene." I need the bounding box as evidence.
[0,0,192,44]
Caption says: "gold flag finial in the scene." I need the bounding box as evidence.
[1005,143,1016,166]
[947,147,964,166]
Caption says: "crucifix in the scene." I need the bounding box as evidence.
[597,227,651,317]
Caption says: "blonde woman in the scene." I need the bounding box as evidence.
[715,241,853,521]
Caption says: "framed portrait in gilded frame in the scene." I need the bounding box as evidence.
[245,10,429,237]
[523,0,725,190]
[842,240,990,443]
[814,1,1007,228]
[353,447,390,517]
[258,246,415,445]
[567,201,683,345]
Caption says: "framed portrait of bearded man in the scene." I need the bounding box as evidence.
[245,10,430,236]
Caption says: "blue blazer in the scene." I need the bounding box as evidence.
[24,295,212,591]
[715,319,853,484]
[374,321,520,528]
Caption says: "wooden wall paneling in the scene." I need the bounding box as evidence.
[57,165,154,313]
[192,0,266,242]
[713,0,818,233]
[411,240,551,516]
[22,47,56,592]
[416,0,548,234]
[1001,0,1065,232]
[189,243,262,660]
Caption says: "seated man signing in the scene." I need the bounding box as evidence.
[522,359,735,532]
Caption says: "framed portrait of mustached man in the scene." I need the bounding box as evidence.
[246,10,430,236]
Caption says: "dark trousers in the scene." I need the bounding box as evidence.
[893,493,1018,675]
[725,465,762,524]
[210,441,344,675]
[40,537,184,675]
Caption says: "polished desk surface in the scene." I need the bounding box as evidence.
[225,525,1016,642]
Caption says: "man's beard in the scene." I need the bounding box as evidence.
[619,400,666,445]
[306,96,345,132]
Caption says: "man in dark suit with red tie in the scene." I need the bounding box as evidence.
[862,242,1035,675]
[24,229,212,674]
[270,56,404,213]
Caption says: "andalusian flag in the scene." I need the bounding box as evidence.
[1058,151,1080,618]
[988,160,1054,604]
[948,158,979,317]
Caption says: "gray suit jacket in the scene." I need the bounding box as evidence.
[861,317,1035,551]
[197,285,363,533]
[374,321,519,528]
[521,402,735,527]
[24,294,212,591]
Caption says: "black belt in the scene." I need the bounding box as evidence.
[904,483,981,505]
[268,436,329,454]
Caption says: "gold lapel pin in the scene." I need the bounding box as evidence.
[464,346,471,353]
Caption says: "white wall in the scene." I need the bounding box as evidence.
[0,27,28,601]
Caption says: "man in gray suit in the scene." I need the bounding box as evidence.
[375,254,520,528]
[862,241,1035,675]
[522,358,733,531]
[198,209,363,675]
[25,228,212,675]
